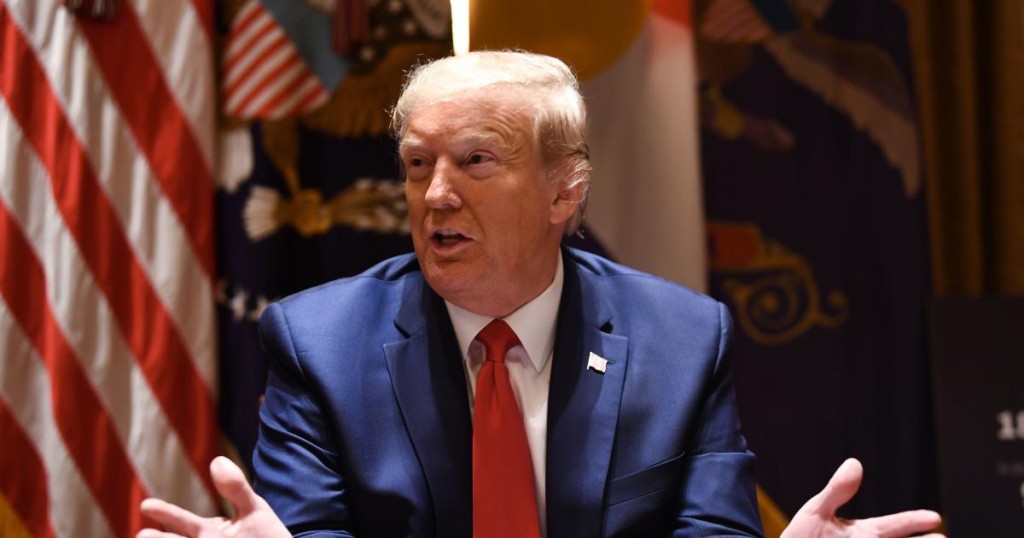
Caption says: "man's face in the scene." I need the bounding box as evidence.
[400,89,577,317]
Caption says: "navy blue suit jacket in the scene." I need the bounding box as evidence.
[253,249,762,537]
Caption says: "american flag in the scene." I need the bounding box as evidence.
[223,0,330,119]
[223,0,348,120]
[0,0,222,536]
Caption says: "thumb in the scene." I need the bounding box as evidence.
[809,458,863,516]
[210,456,260,516]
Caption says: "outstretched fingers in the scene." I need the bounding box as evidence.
[139,497,215,536]
[862,509,942,538]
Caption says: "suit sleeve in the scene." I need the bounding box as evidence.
[672,302,763,537]
[252,302,357,538]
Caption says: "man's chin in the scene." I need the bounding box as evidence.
[421,265,474,298]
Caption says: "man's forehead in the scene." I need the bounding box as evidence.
[401,120,516,147]
[399,94,535,151]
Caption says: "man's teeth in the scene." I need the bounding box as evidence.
[434,230,464,246]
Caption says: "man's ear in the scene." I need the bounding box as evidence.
[549,180,584,226]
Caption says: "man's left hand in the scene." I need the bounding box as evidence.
[781,458,944,538]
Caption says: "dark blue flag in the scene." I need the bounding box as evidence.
[697,0,938,518]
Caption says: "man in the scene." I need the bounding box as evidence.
[139,51,943,537]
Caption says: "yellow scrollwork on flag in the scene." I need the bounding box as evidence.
[708,221,848,346]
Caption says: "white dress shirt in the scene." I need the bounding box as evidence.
[444,253,563,536]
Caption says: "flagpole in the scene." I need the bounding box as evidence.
[451,0,469,55]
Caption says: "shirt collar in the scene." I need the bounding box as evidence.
[445,251,563,373]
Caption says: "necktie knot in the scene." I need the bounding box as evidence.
[475,319,521,365]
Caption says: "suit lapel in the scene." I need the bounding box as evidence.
[546,252,629,538]
[383,276,472,537]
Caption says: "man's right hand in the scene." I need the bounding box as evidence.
[137,456,289,538]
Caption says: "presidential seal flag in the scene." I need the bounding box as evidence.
[0,0,222,536]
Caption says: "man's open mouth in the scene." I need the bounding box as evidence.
[433,229,468,247]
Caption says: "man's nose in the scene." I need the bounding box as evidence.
[424,159,462,209]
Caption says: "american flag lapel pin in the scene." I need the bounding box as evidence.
[587,352,609,374]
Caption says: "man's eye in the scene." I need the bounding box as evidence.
[403,156,431,181]
[466,153,492,165]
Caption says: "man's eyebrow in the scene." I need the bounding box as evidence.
[399,129,512,156]
[398,135,425,155]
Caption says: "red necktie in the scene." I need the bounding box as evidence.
[472,320,541,538]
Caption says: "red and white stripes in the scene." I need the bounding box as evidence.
[223,0,330,119]
[0,0,222,535]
